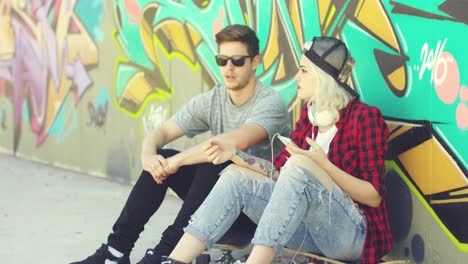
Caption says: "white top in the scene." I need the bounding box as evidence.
[311,125,338,154]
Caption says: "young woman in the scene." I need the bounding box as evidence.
[162,37,393,264]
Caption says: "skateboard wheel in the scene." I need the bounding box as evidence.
[196,253,211,264]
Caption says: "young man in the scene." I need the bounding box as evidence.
[71,24,291,264]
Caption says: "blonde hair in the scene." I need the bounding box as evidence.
[307,59,353,123]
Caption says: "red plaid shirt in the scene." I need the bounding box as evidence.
[274,99,393,263]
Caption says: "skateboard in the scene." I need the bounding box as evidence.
[283,248,412,264]
[195,217,256,264]
[283,247,345,264]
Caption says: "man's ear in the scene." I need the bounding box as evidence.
[251,54,261,71]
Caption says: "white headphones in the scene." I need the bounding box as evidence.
[307,100,337,127]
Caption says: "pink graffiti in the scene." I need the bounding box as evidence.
[1,109,6,129]
[0,79,5,95]
[0,0,96,150]
[460,85,468,102]
[66,58,93,105]
[124,0,141,24]
[213,7,225,38]
[433,52,459,104]
[432,52,468,130]
[456,103,468,130]
[457,85,468,130]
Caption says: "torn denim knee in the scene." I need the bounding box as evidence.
[281,164,334,225]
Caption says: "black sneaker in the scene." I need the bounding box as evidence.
[160,256,187,264]
[70,244,130,264]
[136,248,161,264]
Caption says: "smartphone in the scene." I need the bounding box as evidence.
[278,135,299,149]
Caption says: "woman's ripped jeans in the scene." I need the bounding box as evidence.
[184,163,366,261]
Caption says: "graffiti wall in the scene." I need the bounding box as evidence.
[0,0,467,262]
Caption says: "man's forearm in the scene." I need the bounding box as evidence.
[232,149,279,179]
[141,129,167,156]
[172,143,211,167]
[141,136,156,156]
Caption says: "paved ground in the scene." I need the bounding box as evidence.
[0,153,304,264]
[0,153,183,263]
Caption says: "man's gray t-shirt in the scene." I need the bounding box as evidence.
[172,81,291,160]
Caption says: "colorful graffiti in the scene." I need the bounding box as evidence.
[111,0,304,118]
[0,0,103,151]
[142,104,167,135]
[0,0,467,261]
[87,86,110,128]
[0,108,6,129]
[111,0,468,261]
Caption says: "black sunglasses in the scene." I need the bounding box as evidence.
[215,55,251,67]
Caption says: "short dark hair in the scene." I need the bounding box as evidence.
[215,24,259,58]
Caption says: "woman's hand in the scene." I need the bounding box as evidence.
[203,139,236,164]
[286,137,330,169]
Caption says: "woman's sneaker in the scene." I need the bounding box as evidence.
[70,244,130,264]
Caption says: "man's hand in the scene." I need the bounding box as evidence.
[203,139,235,165]
[141,153,172,184]
[153,155,181,183]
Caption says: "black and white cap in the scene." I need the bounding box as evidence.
[303,36,358,98]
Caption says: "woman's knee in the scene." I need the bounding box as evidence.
[216,164,245,187]
[278,154,313,181]
[218,164,271,191]
[223,164,272,184]
[282,155,333,192]
[284,154,321,173]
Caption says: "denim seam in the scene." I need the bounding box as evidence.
[272,185,306,254]
[243,192,270,202]
[251,193,304,255]
[206,192,240,240]
[331,193,366,229]
[292,164,365,230]
[272,166,309,250]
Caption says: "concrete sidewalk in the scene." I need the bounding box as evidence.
[0,153,302,264]
[0,153,183,263]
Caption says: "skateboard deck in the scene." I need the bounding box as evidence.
[284,248,411,264]
[284,248,345,264]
